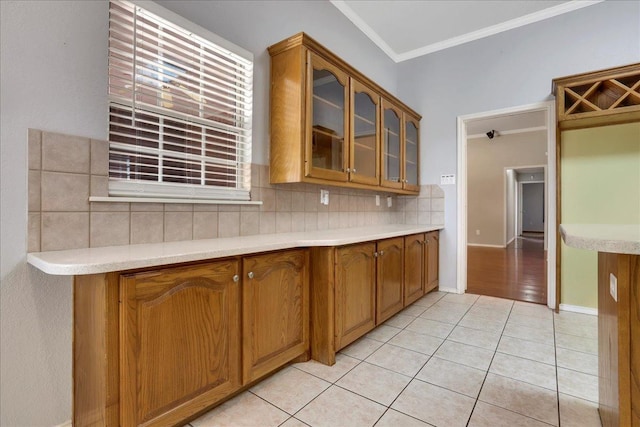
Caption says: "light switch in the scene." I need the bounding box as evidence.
[375,195,380,206]
[387,196,392,208]
[320,189,329,205]
[440,174,456,185]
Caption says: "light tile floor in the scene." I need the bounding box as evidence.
[189,292,602,427]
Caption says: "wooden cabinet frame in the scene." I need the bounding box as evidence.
[269,32,421,195]
[310,233,439,366]
[73,251,309,427]
[553,62,640,427]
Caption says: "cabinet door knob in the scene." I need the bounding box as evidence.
[346,167,351,173]
[425,240,429,245]
[373,251,378,257]
[352,168,356,174]
[233,274,239,282]
[379,250,385,256]
[247,272,254,279]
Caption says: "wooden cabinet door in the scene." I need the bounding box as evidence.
[403,114,420,192]
[242,249,309,383]
[120,260,241,427]
[306,52,350,182]
[380,100,404,190]
[425,231,439,293]
[404,234,425,306]
[335,242,376,350]
[376,237,405,324]
[350,78,380,186]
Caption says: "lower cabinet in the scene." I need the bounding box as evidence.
[334,242,377,350]
[120,260,241,427]
[404,234,425,306]
[310,232,439,365]
[242,250,309,383]
[376,237,405,324]
[404,231,440,305]
[425,231,439,292]
[74,249,309,427]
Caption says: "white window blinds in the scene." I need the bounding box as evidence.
[108,0,253,200]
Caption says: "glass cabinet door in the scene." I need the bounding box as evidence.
[350,79,379,185]
[306,53,349,181]
[404,116,419,191]
[381,101,403,189]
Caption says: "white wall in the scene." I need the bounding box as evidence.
[467,132,547,246]
[397,0,640,289]
[0,1,396,424]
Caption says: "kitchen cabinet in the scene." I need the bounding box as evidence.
[425,231,440,292]
[380,101,420,192]
[268,32,420,194]
[404,234,425,305]
[334,242,377,351]
[74,250,309,427]
[119,260,241,427]
[242,250,309,383]
[311,234,439,365]
[598,252,640,427]
[376,237,405,323]
[403,231,440,306]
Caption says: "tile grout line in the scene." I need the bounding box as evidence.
[369,291,450,426]
[379,293,478,424]
[464,298,515,427]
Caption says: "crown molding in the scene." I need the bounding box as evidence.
[332,0,604,63]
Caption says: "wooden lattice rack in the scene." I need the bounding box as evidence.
[554,63,640,129]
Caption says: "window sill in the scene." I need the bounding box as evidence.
[89,196,263,205]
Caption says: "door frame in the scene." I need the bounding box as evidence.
[519,180,545,236]
[456,101,557,309]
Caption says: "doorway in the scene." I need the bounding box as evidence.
[457,102,556,308]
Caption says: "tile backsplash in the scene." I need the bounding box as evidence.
[28,129,443,252]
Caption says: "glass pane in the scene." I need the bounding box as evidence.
[312,68,345,171]
[405,121,418,186]
[353,91,377,178]
[383,108,400,183]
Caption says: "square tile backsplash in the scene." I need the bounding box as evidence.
[28,129,443,252]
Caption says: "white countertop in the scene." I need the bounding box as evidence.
[27,224,443,276]
[560,224,640,255]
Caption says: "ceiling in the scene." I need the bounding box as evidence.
[466,110,547,139]
[330,0,604,62]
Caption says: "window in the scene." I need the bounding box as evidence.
[108,0,253,200]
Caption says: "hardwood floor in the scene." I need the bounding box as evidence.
[467,236,547,304]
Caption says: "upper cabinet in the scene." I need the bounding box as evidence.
[269,33,421,195]
[307,53,349,182]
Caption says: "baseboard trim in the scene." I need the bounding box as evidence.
[54,421,72,427]
[467,243,505,248]
[438,286,460,294]
[506,236,515,246]
[559,303,598,316]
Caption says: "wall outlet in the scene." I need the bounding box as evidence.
[476,229,480,235]
[440,174,456,185]
[375,195,380,206]
[387,196,392,208]
[320,189,329,205]
[610,273,618,302]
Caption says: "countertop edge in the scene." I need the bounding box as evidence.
[28,225,444,276]
[560,224,640,255]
